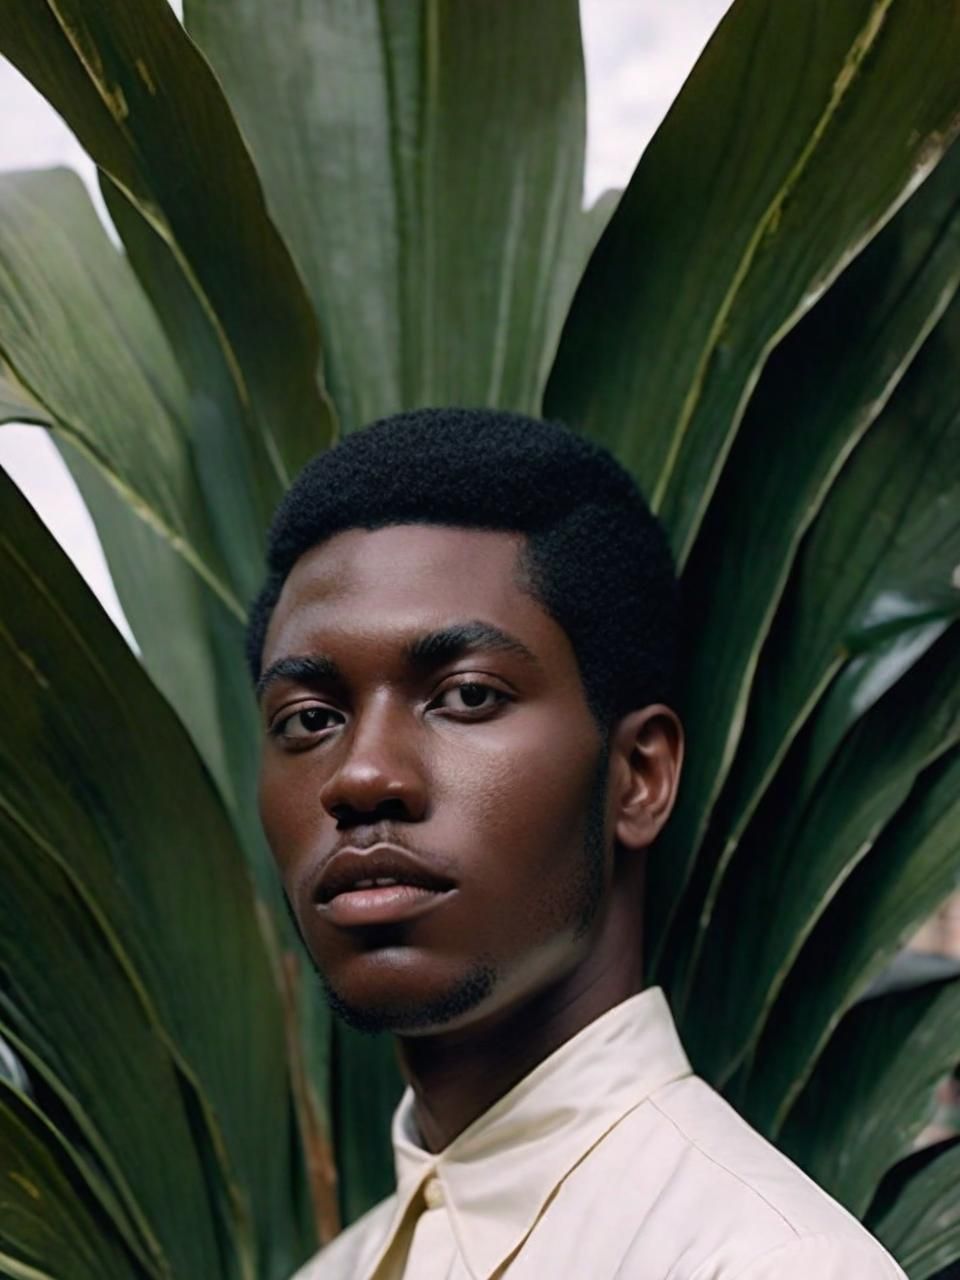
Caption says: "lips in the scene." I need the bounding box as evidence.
[312,843,456,927]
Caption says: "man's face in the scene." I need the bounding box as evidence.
[257,524,612,1036]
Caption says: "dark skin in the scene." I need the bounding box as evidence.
[258,524,683,1153]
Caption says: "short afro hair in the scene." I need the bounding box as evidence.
[246,407,678,724]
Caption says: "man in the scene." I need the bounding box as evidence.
[247,408,904,1278]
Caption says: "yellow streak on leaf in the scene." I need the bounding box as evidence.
[135,58,156,95]
[9,1172,41,1200]
[0,613,51,691]
[104,83,128,121]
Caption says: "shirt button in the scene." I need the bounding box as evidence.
[423,1176,444,1209]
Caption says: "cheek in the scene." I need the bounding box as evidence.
[257,758,328,881]
[430,710,603,872]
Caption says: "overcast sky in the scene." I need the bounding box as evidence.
[0,0,731,634]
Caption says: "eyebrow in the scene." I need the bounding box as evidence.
[256,620,538,701]
[255,654,339,701]
[406,621,540,669]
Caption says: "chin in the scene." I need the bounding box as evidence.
[318,960,497,1037]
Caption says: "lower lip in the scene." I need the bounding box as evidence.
[320,884,452,927]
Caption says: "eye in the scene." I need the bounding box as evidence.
[434,680,511,716]
[271,705,344,742]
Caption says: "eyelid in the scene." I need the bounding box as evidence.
[267,697,343,736]
[429,673,516,712]
[433,670,515,695]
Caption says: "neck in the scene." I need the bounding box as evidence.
[396,865,645,1153]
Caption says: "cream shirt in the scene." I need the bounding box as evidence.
[296,989,905,1279]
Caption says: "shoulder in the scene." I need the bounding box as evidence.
[647,1076,883,1235]
[291,1196,396,1280]
[709,1232,906,1278]
[613,1075,903,1277]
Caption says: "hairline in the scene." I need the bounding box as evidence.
[253,518,617,728]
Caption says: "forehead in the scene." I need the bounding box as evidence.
[262,524,562,665]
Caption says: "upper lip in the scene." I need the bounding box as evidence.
[313,843,456,905]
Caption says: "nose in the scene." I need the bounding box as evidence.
[319,697,428,828]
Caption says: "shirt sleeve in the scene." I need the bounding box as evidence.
[728,1232,907,1279]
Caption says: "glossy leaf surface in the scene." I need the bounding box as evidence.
[0,468,310,1279]
[668,292,960,1004]
[0,171,233,609]
[721,291,960,847]
[0,1083,146,1280]
[99,176,266,604]
[0,0,333,486]
[744,746,960,1135]
[331,1023,404,1227]
[647,139,960,964]
[0,168,244,825]
[869,1139,960,1280]
[0,811,232,1280]
[682,629,960,1082]
[778,973,960,1217]
[547,0,960,562]
[185,0,587,430]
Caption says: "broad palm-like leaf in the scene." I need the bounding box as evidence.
[185,0,589,432]
[778,963,960,1217]
[0,169,236,793]
[546,0,960,561]
[681,628,960,1080]
[0,0,334,490]
[643,141,960,966]
[746,745,960,1137]
[868,1138,960,1280]
[0,1082,145,1280]
[1,0,959,1274]
[0,469,313,1278]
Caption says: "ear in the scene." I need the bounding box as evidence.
[610,705,684,852]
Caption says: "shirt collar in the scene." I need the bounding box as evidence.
[371,986,692,1280]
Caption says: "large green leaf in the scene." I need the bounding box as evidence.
[743,746,960,1135]
[185,0,587,431]
[0,172,337,1244]
[0,1025,183,1278]
[777,971,960,1217]
[61,444,238,796]
[331,1023,403,1227]
[0,0,333,487]
[0,1082,146,1280]
[0,170,234,610]
[280,958,340,1247]
[664,292,960,999]
[0,467,312,1278]
[0,811,235,1280]
[681,628,960,1083]
[0,168,243,821]
[0,168,301,911]
[98,175,265,604]
[726,297,960,834]
[0,366,45,428]
[546,0,960,562]
[646,139,960,964]
[868,1138,960,1279]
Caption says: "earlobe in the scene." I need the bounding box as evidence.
[612,705,684,851]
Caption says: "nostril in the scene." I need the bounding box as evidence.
[329,802,354,829]
[330,796,412,829]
